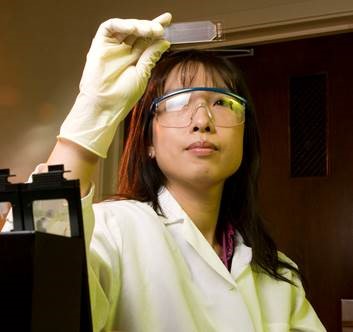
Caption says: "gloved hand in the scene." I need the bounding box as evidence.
[58,13,172,158]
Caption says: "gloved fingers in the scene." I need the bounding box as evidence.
[152,12,172,28]
[97,17,168,45]
[129,36,153,60]
[135,39,170,78]
[123,13,171,56]
[132,19,165,38]
[123,35,138,48]
[96,19,135,43]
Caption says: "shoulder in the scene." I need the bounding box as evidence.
[253,251,301,287]
[92,198,165,231]
[252,252,304,305]
[91,199,175,257]
[251,253,325,330]
[93,200,156,217]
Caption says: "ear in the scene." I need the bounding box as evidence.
[148,146,155,159]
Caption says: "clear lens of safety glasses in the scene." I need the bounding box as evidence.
[151,87,246,128]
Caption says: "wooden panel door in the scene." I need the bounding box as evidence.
[234,32,353,331]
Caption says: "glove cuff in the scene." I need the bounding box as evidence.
[58,93,126,158]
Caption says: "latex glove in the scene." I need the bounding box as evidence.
[58,13,171,158]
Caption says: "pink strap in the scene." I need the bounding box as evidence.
[220,223,236,271]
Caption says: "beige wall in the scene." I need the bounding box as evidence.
[1,0,352,196]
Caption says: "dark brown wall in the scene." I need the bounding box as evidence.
[234,32,353,331]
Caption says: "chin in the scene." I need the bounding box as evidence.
[186,172,227,188]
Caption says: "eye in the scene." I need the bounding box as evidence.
[214,99,226,106]
[213,98,233,108]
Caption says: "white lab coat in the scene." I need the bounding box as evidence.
[81,186,326,332]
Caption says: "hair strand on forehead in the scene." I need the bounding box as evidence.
[169,61,234,91]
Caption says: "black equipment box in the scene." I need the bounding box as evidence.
[0,165,92,332]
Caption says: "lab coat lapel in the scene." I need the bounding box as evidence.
[181,216,237,286]
[159,188,236,287]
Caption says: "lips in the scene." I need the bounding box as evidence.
[186,141,218,151]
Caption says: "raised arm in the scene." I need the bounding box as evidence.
[47,13,172,196]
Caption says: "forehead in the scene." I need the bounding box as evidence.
[163,62,228,93]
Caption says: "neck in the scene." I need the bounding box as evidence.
[167,181,224,247]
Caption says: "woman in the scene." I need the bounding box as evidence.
[44,12,325,331]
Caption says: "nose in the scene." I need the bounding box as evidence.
[190,103,215,133]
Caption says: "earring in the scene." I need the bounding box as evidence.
[148,151,155,159]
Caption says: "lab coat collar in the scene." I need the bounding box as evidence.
[158,187,188,225]
[158,187,252,285]
[231,233,253,279]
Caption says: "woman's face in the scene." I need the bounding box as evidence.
[151,63,244,190]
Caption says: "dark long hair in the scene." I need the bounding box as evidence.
[118,50,300,284]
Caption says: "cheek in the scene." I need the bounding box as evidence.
[222,128,244,170]
[152,121,182,168]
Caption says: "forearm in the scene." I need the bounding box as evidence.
[47,138,99,197]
